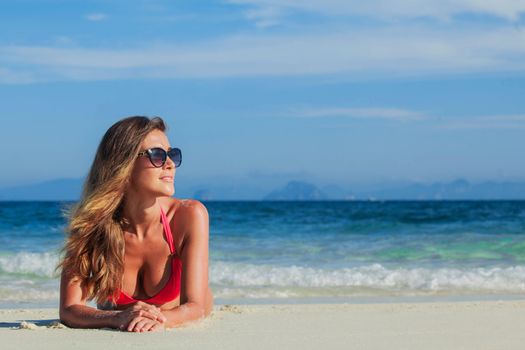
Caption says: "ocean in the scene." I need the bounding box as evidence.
[1,200,525,308]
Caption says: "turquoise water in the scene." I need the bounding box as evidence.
[1,200,525,307]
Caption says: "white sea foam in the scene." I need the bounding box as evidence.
[3,251,525,303]
[0,286,59,303]
[0,252,59,277]
[210,262,525,296]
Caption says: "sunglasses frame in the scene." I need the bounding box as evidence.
[137,147,182,168]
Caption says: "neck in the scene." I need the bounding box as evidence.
[121,191,161,239]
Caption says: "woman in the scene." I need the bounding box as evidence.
[58,116,213,332]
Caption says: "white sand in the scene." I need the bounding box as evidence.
[2,301,525,350]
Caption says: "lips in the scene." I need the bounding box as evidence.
[160,175,174,182]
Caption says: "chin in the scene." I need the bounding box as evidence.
[140,184,174,198]
[158,184,175,197]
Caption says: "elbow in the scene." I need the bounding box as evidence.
[185,302,206,320]
[60,318,75,328]
[59,306,73,328]
[187,302,207,320]
[59,305,82,328]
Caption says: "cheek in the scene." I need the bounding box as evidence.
[130,166,159,191]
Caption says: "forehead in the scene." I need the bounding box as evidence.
[141,129,170,149]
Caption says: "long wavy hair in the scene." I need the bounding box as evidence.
[57,116,167,304]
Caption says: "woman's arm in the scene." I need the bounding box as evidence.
[59,270,165,330]
[162,200,211,328]
[59,270,119,328]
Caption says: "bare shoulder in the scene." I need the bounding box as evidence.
[160,197,206,210]
[160,197,208,233]
[176,200,209,245]
[178,199,209,222]
[159,196,182,213]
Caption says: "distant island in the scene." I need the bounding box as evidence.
[1,177,525,201]
[264,181,327,200]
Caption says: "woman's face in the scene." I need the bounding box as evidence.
[129,129,176,198]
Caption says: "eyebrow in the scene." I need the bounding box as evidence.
[145,144,171,150]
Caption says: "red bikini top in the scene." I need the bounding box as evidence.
[112,206,182,305]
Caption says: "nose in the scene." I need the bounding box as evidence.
[164,154,175,169]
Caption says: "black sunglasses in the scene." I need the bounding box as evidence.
[137,147,182,168]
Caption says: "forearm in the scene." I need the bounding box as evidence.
[60,304,119,329]
[162,302,206,328]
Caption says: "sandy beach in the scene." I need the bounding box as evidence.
[1,300,525,350]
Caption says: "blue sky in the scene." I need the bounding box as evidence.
[1,0,525,190]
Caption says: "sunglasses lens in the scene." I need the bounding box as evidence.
[149,148,166,167]
[168,148,182,168]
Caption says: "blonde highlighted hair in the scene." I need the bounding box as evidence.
[57,116,166,304]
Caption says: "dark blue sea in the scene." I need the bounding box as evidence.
[1,200,525,307]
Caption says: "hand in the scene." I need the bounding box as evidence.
[127,315,165,332]
[113,302,167,331]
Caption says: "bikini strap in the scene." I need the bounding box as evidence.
[159,206,176,256]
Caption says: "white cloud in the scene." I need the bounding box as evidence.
[226,0,525,22]
[0,25,524,83]
[283,107,525,128]
[285,107,427,122]
[0,67,37,84]
[439,115,525,129]
[478,115,525,122]
[85,13,108,22]
[244,5,284,28]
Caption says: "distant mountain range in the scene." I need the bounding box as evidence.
[360,179,525,200]
[264,181,328,200]
[1,178,525,201]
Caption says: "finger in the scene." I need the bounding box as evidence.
[141,304,160,314]
[135,310,158,321]
[142,320,157,332]
[133,318,151,333]
[127,316,143,332]
[156,311,167,323]
[129,316,151,332]
[138,305,165,323]
[132,301,148,311]
[148,323,159,332]
[150,322,165,332]
[134,303,157,314]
